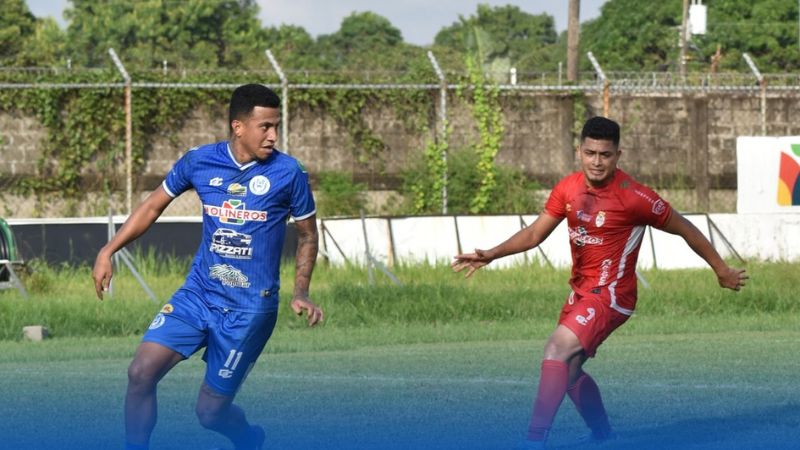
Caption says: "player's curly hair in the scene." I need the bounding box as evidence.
[228,84,281,133]
[581,116,620,147]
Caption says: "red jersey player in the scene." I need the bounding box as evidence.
[451,116,748,449]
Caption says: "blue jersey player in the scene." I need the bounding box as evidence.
[92,84,323,450]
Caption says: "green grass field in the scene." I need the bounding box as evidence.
[0,261,797,449]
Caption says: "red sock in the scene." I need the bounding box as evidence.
[567,372,612,437]
[527,360,569,441]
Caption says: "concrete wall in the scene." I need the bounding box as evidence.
[2,90,795,217]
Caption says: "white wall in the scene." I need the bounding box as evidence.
[320,213,800,268]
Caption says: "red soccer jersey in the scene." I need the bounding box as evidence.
[544,169,672,315]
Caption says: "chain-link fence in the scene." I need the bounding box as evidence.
[0,50,796,217]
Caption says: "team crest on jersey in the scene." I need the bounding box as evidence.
[204,200,267,225]
[209,264,251,288]
[209,177,223,187]
[227,183,247,196]
[249,175,270,195]
[595,211,606,227]
[160,303,174,314]
[565,202,572,212]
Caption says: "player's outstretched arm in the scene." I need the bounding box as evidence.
[452,213,562,278]
[659,208,748,291]
[290,215,323,326]
[92,186,174,300]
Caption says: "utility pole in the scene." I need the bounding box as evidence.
[567,0,580,82]
[680,0,689,77]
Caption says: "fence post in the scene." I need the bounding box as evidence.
[743,53,766,136]
[108,48,132,214]
[266,50,289,153]
[427,51,448,214]
[587,52,610,117]
[690,96,710,211]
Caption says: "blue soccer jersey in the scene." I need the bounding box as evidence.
[162,141,315,313]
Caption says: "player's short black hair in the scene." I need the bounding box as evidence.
[581,116,620,147]
[229,84,281,131]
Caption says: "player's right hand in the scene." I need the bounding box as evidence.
[92,252,113,300]
[451,248,493,278]
[716,266,748,291]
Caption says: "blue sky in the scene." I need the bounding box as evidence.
[25,0,608,46]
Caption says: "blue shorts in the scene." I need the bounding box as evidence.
[143,289,278,396]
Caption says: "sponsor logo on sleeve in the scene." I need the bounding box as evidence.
[565,202,572,212]
[203,200,267,225]
[634,189,655,204]
[249,175,270,195]
[160,303,174,314]
[226,183,247,196]
[209,177,223,187]
[209,264,251,288]
[652,199,666,215]
[211,228,253,259]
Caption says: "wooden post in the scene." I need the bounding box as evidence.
[567,0,580,82]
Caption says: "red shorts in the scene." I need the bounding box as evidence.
[558,290,630,357]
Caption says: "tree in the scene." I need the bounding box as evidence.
[581,0,800,72]
[315,11,411,70]
[64,0,268,68]
[580,0,681,71]
[694,0,800,71]
[16,18,67,67]
[264,24,318,68]
[0,0,66,67]
[434,4,558,73]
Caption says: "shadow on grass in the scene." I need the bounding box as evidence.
[557,403,800,450]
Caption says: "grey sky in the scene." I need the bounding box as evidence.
[26,0,608,46]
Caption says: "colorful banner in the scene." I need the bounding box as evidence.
[736,137,800,213]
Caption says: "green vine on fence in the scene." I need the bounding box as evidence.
[410,122,449,213]
[462,54,504,214]
[571,90,587,148]
[0,69,434,202]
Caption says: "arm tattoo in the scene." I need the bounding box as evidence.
[293,219,318,300]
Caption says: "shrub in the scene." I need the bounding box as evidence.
[402,147,544,214]
[315,171,367,217]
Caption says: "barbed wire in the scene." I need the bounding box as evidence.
[1,65,796,93]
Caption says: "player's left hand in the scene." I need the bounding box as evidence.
[716,266,748,291]
[291,297,324,326]
[451,248,494,278]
